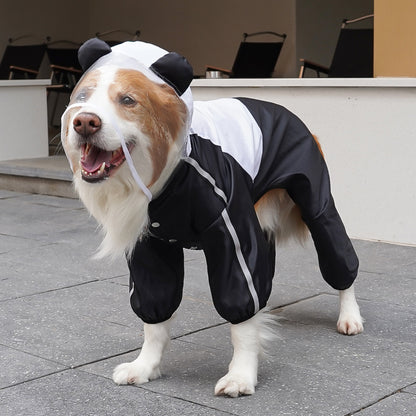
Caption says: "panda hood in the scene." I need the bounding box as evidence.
[77,37,194,122]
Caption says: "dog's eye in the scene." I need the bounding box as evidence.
[75,91,87,102]
[120,95,136,106]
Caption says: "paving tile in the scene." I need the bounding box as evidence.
[0,237,128,301]
[0,258,93,301]
[0,196,94,243]
[0,344,65,389]
[0,233,46,255]
[83,329,394,416]
[278,293,416,344]
[268,319,415,388]
[0,190,27,199]
[354,270,416,308]
[4,238,128,281]
[353,392,416,415]
[403,383,416,394]
[353,239,416,277]
[273,239,328,291]
[0,369,231,416]
[0,277,225,368]
[0,282,141,367]
[16,193,83,209]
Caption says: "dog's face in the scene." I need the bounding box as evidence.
[61,65,188,191]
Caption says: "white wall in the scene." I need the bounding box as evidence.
[0,80,49,160]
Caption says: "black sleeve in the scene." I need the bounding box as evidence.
[128,236,184,324]
[200,182,276,325]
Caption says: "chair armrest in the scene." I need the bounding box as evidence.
[206,65,232,76]
[298,59,330,78]
[9,66,39,79]
[50,64,82,74]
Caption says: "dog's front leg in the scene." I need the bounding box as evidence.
[113,319,171,385]
[215,314,262,397]
[337,284,364,335]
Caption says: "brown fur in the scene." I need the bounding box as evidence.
[109,69,187,186]
[255,189,308,243]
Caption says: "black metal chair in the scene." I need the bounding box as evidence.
[206,31,287,78]
[46,40,83,128]
[0,37,46,79]
[47,40,82,87]
[299,14,374,78]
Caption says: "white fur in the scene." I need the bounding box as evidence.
[337,285,364,335]
[113,319,172,385]
[215,309,279,397]
[75,168,150,259]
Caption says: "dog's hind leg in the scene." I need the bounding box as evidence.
[337,284,364,335]
[113,319,171,385]
[215,310,277,397]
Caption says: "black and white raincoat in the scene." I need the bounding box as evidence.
[75,39,359,325]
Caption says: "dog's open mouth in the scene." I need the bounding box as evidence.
[80,143,134,182]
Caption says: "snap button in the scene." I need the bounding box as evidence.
[151,222,160,228]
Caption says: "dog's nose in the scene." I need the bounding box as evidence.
[73,112,102,137]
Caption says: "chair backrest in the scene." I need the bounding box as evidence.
[231,41,283,78]
[329,27,373,77]
[0,43,46,79]
[46,47,81,70]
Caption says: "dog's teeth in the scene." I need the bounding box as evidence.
[98,162,106,175]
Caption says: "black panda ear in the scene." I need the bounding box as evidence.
[78,38,112,72]
[150,52,193,96]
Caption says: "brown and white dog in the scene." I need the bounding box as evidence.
[61,39,363,397]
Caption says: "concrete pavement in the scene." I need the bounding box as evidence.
[0,190,415,415]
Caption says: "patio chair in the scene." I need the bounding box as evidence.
[206,31,287,78]
[299,14,374,78]
[46,40,83,127]
[0,39,46,79]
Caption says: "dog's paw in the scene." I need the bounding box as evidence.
[214,374,255,398]
[337,314,364,335]
[112,361,161,386]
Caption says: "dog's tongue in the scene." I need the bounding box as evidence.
[81,145,112,173]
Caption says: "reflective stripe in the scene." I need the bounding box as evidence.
[184,156,260,314]
[129,281,135,298]
[221,208,260,314]
[183,157,228,203]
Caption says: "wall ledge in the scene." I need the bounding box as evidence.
[191,77,416,88]
[0,79,51,87]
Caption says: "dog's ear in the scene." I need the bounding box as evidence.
[150,52,193,96]
[78,38,112,72]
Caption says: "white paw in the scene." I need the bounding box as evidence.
[337,314,364,335]
[214,374,256,398]
[112,361,161,386]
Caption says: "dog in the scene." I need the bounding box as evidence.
[61,38,364,397]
